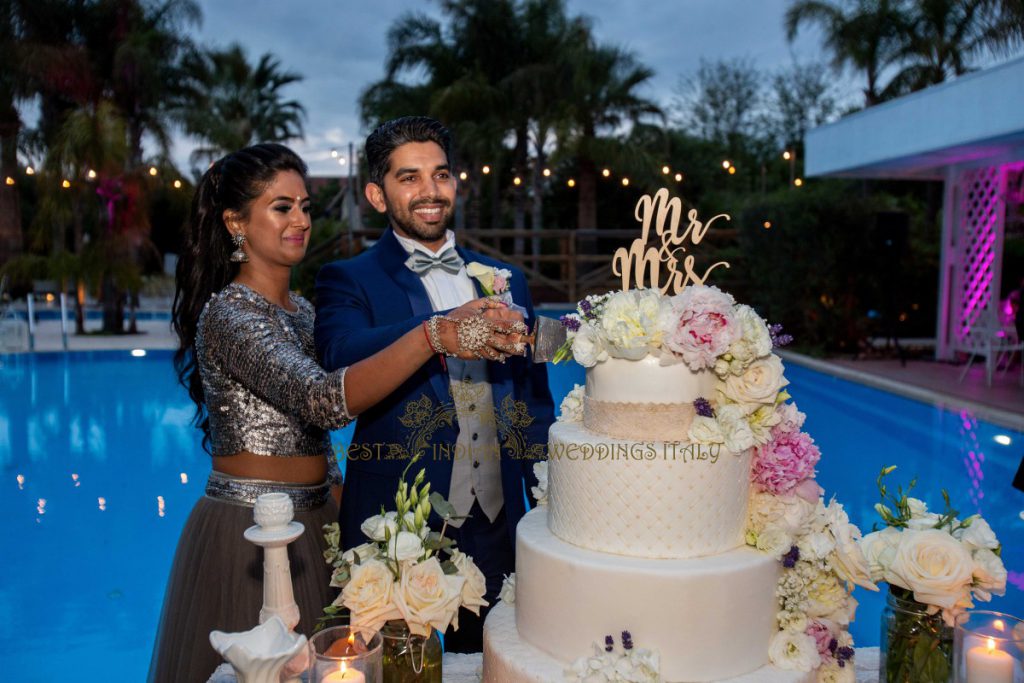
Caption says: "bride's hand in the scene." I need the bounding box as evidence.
[438,299,528,361]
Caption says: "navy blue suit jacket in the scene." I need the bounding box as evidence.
[314,229,555,550]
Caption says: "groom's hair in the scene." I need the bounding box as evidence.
[365,116,453,187]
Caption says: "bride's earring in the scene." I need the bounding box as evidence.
[229,233,248,263]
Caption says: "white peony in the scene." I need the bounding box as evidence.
[571,323,609,368]
[888,529,975,610]
[955,515,1000,551]
[558,384,585,423]
[599,290,665,359]
[718,404,756,452]
[755,526,794,559]
[393,556,464,636]
[451,550,489,615]
[387,530,425,562]
[688,415,724,445]
[798,530,836,562]
[859,527,901,584]
[716,305,773,377]
[748,492,817,538]
[339,559,402,636]
[531,460,549,506]
[825,500,877,592]
[498,573,516,604]
[360,512,399,542]
[971,548,1007,601]
[768,628,820,672]
[720,354,788,411]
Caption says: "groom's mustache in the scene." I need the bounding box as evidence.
[409,197,451,210]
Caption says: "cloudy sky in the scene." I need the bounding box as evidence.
[176,0,832,176]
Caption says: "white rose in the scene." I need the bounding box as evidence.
[393,556,463,636]
[451,550,489,615]
[971,548,1007,601]
[768,629,820,672]
[859,527,902,584]
[571,323,608,368]
[688,415,724,444]
[718,404,756,452]
[558,384,585,423]
[906,497,928,518]
[798,530,836,562]
[721,354,788,410]
[531,460,549,506]
[755,526,793,559]
[825,500,877,592]
[342,542,380,565]
[360,512,399,542]
[748,403,782,444]
[888,529,975,609]
[340,559,402,636]
[498,573,516,604]
[905,512,943,531]
[387,530,424,562]
[955,515,1000,551]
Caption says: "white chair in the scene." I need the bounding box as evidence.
[957,310,1024,387]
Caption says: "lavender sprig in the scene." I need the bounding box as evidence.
[768,323,793,348]
[782,545,800,569]
[604,635,614,653]
[560,314,581,332]
[693,397,715,418]
[621,631,633,651]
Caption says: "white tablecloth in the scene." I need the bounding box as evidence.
[210,647,880,682]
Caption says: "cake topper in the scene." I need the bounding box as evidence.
[612,188,730,294]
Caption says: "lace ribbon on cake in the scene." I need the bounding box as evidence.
[583,396,698,441]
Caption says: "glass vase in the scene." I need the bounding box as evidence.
[880,588,954,683]
[380,620,442,683]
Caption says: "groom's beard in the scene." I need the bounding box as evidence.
[384,193,454,243]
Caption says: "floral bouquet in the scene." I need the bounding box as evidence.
[566,631,660,683]
[858,467,1007,683]
[321,455,488,641]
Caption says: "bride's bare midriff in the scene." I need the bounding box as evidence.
[213,452,328,484]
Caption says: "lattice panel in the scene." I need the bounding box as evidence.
[954,166,1003,343]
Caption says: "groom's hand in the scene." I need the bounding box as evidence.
[442,299,527,361]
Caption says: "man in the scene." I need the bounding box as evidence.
[314,116,554,652]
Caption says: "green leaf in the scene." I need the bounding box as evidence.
[429,491,457,519]
[440,560,459,575]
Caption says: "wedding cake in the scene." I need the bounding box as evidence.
[482,287,870,683]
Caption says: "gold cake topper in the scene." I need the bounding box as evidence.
[612,188,731,294]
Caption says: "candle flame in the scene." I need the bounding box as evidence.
[340,662,347,673]
[348,633,355,645]
[987,637,996,654]
[994,619,1005,631]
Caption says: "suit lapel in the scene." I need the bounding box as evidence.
[378,229,450,403]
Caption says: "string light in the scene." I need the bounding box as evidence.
[338,158,346,166]
[567,178,576,188]
[458,171,468,181]
[25,166,35,175]
[173,179,182,189]
[783,150,793,160]
[722,160,731,169]
[763,221,772,229]
[330,148,339,158]
[794,178,804,187]
[728,166,736,175]
[87,169,97,179]
[601,168,610,177]
[674,173,683,182]
[148,167,158,176]
[481,165,491,175]
[513,176,522,186]
[621,177,630,186]
[61,179,71,189]
[4,177,13,186]
[661,165,670,174]
[543,168,551,177]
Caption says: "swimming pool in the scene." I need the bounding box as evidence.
[1,350,1022,681]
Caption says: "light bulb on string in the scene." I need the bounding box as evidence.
[482,165,491,175]
[674,173,683,182]
[728,166,736,175]
[330,149,339,158]
[458,171,468,181]
[513,176,522,186]
[567,178,576,188]
[722,160,731,169]
[621,177,629,186]
[25,166,35,175]
[173,180,182,189]
[783,150,792,160]
[601,168,610,178]
[542,168,551,177]
[794,178,804,187]
[662,165,670,174]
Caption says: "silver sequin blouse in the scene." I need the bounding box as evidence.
[196,283,352,473]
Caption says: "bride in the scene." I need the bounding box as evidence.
[149,143,522,682]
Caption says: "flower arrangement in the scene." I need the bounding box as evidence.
[466,262,512,298]
[857,467,1006,683]
[322,455,488,639]
[566,631,660,683]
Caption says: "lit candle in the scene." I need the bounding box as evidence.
[966,637,1013,683]
[322,662,365,683]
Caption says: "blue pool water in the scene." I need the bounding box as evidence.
[1,350,1022,681]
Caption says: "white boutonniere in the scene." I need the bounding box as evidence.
[466,262,512,297]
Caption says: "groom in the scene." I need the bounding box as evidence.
[314,116,554,651]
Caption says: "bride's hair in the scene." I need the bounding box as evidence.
[172,143,307,450]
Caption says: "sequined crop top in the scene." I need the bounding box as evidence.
[196,283,352,467]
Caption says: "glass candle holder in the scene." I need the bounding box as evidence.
[953,611,1024,683]
[309,625,383,683]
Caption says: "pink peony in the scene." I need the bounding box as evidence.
[805,620,835,661]
[751,430,821,495]
[662,286,740,370]
[773,402,806,436]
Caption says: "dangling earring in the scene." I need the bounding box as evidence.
[229,233,248,263]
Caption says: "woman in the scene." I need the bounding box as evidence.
[149,143,520,682]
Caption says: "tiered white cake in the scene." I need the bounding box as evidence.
[482,356,813,683]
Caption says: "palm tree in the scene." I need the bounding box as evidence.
[785,0,908,106]
[177,44,306,167]
[883,0,1024,96]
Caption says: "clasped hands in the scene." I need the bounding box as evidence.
[431,297,528,362]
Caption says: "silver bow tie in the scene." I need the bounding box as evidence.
[405,248,464,275]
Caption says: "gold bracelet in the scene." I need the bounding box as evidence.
[427,315,455,357]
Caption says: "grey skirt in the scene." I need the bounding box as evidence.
[148,477,338,683]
